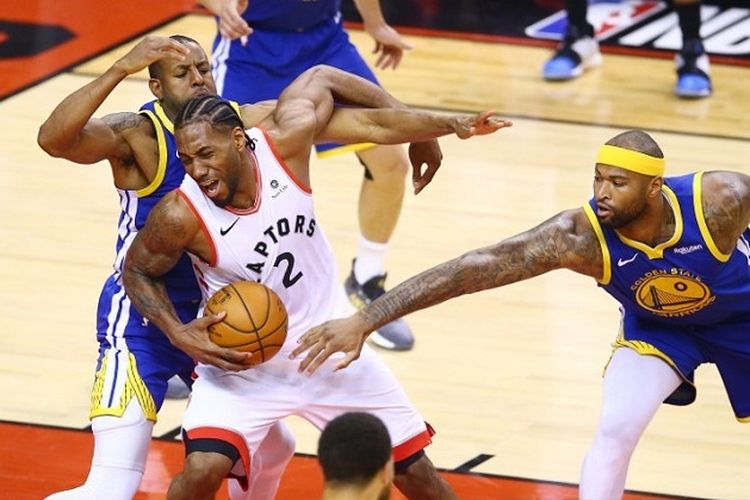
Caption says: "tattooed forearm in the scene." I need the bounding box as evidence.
[121,193,196,340]
[358,210,599,333]
[123,263,181,333]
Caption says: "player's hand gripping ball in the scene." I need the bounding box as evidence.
[205,281,288,365]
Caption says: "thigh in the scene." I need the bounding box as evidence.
[182,367,295,454]
[701,321,750,420]
[615,313,705,405]
[301,346,432,461]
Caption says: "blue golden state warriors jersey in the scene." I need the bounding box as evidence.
[110,100,199,304]
[240,0,340,32]
[584,172,750,327]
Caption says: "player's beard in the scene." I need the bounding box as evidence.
[599,200,647,229]
[214,166,240,208]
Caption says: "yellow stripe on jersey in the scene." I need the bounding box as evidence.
[137,110,168,198]
[89,351,158,422]
[615,184,683,259]
[154,101,175,134]
[693,172,732,262]
[316,142,376,159]
[582,204,612,285]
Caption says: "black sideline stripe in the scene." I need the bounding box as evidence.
[453,453,494,472]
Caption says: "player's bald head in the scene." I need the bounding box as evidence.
[605,129,663,158]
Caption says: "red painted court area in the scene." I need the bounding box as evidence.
[0,421,696,500]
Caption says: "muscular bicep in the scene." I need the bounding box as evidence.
[125,191,200,279]
[42,112,137,165]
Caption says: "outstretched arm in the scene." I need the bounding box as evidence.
[318,108,512,145]
[260,65,444,183]
[123,191,252,371]
[291,208,603,373]
[37,36,189,164]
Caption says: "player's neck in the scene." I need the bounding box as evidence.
[619,192,674,246]
[228,148,258,210]
[322,481,385,500]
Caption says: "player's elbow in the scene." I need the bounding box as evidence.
[37,123,77,159]
[37,125,63,157]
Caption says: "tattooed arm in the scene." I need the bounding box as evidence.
[701,171,750,254]
[123,191,252,371]
[291,208,603,373]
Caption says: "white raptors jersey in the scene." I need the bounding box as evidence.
[177,128,339,350]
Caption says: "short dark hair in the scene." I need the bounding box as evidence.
[318,412,392,485]
[174,94,243,133]
[606,129,664,158]
[148,35,202,79]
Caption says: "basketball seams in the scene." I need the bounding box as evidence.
[206,281,288,364]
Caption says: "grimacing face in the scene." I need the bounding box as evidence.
[593,164,652,229]
[153,42,217,116]
[175,122,244,208]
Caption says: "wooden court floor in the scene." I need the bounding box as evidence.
[1,5,750,499]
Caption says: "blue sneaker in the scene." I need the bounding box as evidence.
[344,263,414,351]
[543,26,601,81]
[675,39,712,98]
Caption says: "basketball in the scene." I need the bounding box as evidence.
[204,281,288,365]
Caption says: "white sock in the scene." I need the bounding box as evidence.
[354,235,388,284]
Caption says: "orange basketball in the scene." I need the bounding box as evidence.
[204,281,288,365]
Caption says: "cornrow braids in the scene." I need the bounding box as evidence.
[175,95,254,149]
[175,95,243,131]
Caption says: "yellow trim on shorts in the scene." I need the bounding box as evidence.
[582,204,612,285]
[136,110,168,198]
[608,330,694,389]
[316,142,376,159]
[615,185,683,259]
[693,172,732,262]
[611,332,679,371]
[737,415,750,423]
[89,352,158,422]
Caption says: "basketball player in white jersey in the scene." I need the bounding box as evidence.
[38,35,447,500]
[122,76,510,496]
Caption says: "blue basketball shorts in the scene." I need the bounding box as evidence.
[211,17,379,156]
[614,311,750,421]
[90,275,199,421]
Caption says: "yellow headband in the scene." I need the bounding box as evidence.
[596,144,665,177]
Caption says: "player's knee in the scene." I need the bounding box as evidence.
[358,146,409,181]
[182,451,234,489]
[594,412,643,452]
[394,451,453,498]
